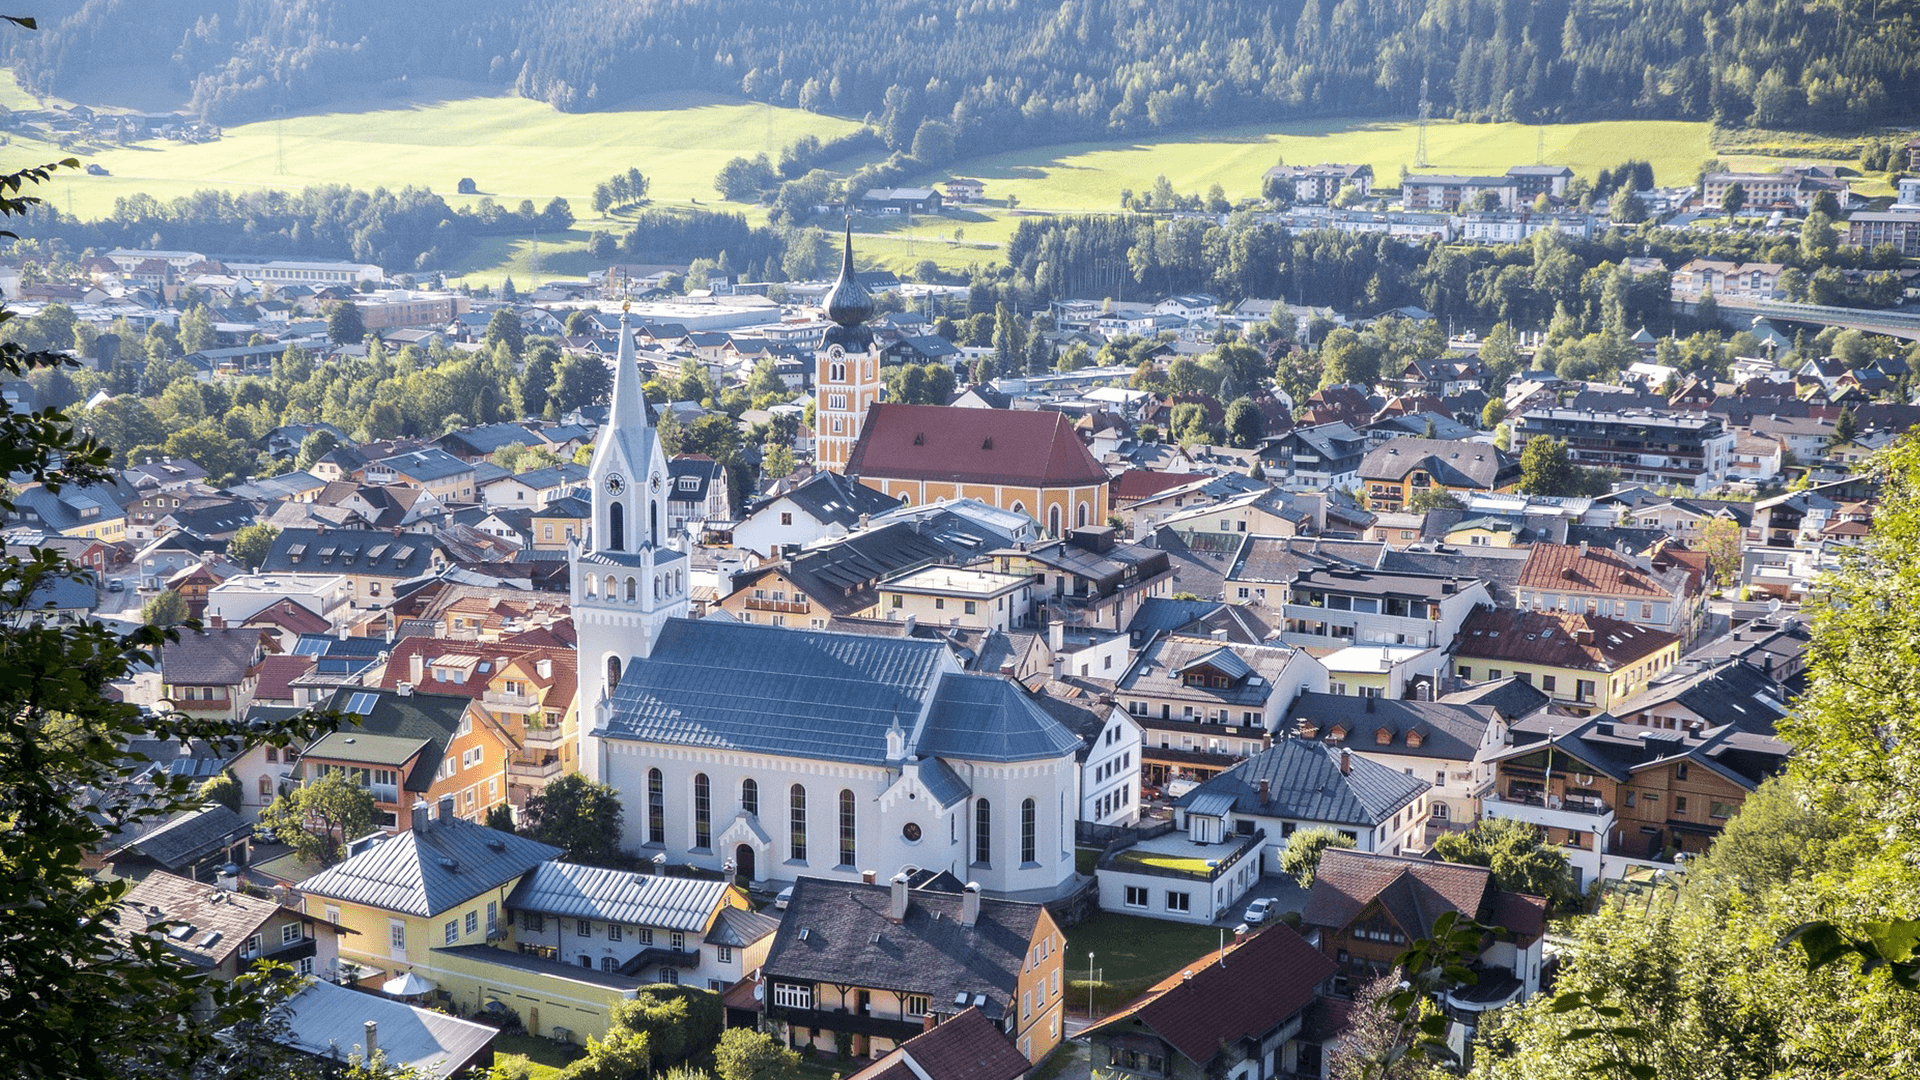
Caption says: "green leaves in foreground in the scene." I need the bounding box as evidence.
[1783,918,1920,993]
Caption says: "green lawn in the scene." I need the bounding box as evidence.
[1063,911,1225,1012]
[1111,849,1215,874]
[491,1032,585,1080]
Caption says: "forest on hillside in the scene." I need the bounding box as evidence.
[6,0,1918,157]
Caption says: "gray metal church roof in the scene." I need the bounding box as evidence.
[507,861,732,931]
[914,673,1082,763]
[601,619,948,765]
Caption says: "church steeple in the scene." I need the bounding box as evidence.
[608,303,650,432]
[821,221,874,351]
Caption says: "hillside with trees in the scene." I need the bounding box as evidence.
[7,0,1918,154]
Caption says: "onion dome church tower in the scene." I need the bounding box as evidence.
[571,304,690,711]
[813,224,883,473]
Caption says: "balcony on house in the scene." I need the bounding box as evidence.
[508,755,563,780]
[483,687,541,710]
[745,596,810,614]
[1483,785,1614,835]
[521,722,568,747]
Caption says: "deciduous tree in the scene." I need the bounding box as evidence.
[523,773,627,866]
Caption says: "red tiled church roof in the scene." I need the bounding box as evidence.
[846,403,1108,488]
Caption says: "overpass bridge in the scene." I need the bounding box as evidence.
[1702,297,1920,342]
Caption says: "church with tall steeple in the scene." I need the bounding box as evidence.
[570,304,690,700]
[813,226,883,473]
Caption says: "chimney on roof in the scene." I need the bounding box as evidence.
[410,800,429,832]
[961,881,982,927]
[409,652,424,685]
[363,1021,377,1059]
[1049,620,1065,651]
[862,869,877,885]
[437,793,455,825]
[337,623,349,641]
[1000,661,1016,678]
[536,657,552,679]
[1051,655,1064,681]
[1257,778,1270,804]
[1340,747,1352,776]
[890,872,911,922]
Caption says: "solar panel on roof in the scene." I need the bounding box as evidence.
[343,691,380,717]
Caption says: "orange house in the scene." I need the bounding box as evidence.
[302,685,516,830]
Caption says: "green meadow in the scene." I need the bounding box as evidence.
[0,79,1781,281]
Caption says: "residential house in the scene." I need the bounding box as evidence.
[100,804,254,883]
[260,528,444,608]
[6,481,130,542]
[435,423,543,463]
[1452,608,1682,716]
[1084,925,1338,1080]
[204,572,352,628]
[666,455,732,535]
[1481,710,1788,885]
[114,870,345,982]
[717,522,957,628]
[1278,566,1492,650]
[1263,162,1374,204]
[1669,259,1785,301]
[1221,536,1385,608]
[531,494,592,551]
[159,627,269,721]
[1285,694,1501,829]
[295,685,515,830]
[846,1006,1031,1080]
[989,527,1175,633]
[761,875,1065,1063]
[505,861,773,991]
[1157,738,1431,889]
[365,448,478,505]
[1356,438,1518,512]
[733,470,905,558]
[877,565,1036,633]
[1301,849,1545,1056]
[1607,659,1792,736]
[274,980,498,1075]
[1115,634,1330,788]
[1259,423,1370,490]
[1135,487,1321,546]
[1514,542,1703,644]
[1511,407,1734,491]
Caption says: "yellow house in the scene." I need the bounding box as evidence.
[1355,438,1519,513]
[1453,608,1681,717]
[532,494,592,551]
[298,799,561,1010]
[299,802,774,1043]
[1443,516,1523,548]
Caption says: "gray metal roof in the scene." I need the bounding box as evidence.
[506,861,732,931]
[297,817,560,917]
[277,979,496,1074]
[915,673,1083,764]
[1173,739,1430,828]
[705,904,781,947]
[600,619,949,765]
[1187,791,1237,819]
[916,758,971,808]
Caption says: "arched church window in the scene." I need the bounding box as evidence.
[648,769,665,845]
[1021,798,1037,864]
[838,789,856,867]
[741,778,759,816]
[974,800,992,866]
[585,575,597,598]
[789,785,808,862]
[625,577,637,602]
[610,502,625,551]
[605,575,616,599]
[606,655,622,692]
[1077,501,1090,528]
[694,774,712,849]
[1048,505,1062,536]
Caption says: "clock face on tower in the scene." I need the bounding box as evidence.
[827,344,845,360]
[650,472,663,492]
[604,473,625,496]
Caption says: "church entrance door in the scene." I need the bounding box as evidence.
[735,844,755,884]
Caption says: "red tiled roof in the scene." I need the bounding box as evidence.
[1302,848,1492,940]
[1113,469,1197,502]
[1517,544,1677,599]
[849,1008,1029,1080]
[379,637,578,705]
[244,600,332,636]
[1492,890,1547,945]
[846,403,1108,488]
[1085,925,1335,1067]
[253,654,317,701]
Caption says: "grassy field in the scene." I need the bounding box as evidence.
[7,72,1883,282]
[490,1032,584,1080]
[26,89,862,223]
[1063,911,1225,1012]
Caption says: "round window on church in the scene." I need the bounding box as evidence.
[901,822,922,843]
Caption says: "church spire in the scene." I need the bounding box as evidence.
[821,220,875,351]
[608,302,650,432]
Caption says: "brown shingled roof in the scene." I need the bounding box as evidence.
[1453,608,1677,671]
[848,1008,1030,1080]
[846,403,1107,488]
[1301,848,1491,940]
[1084,925,1335,1068]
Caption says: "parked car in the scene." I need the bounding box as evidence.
[774,886,793,910]
[1243,897,1279,925]
[107,578,125,592]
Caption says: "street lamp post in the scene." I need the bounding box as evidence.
[1088,952,1096,1021]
